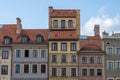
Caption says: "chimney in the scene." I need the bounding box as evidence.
[16,17,22,36]
[94,25,100,36]
[49,6,53,15]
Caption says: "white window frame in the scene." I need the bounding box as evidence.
[107,60,114,70]
[32,49,39,58]
[15,49,22,58]
[40,64,47,74]
[40,49,47,58]
[106,46,113,54]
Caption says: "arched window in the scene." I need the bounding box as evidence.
[36,34,44,43]
[4,36,12,45]
[22,35,29,43]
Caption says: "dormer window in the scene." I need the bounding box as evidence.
[22,35,29,43]
[4,36,12,45]
[36,35,44,43]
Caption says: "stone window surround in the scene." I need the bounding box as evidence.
[52,19,75,29]
[81,67,103,76]
[14,63,47,74]
[15,49,47,58]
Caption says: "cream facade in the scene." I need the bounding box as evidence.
[0,47,12,80]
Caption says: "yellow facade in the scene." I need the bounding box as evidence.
[49,41,79,80]
[48,7,80,80]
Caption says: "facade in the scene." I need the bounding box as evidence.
[103,32,120,80]
[0,24,17,80]
[48,7,80,80]
[0,6,120,80]
[0,18,49,80]
[0,47,12,80]
[79,25,105,80]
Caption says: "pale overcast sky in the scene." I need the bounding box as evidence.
[0,0,120,35]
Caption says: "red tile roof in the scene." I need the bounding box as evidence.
[87,35,101,40]
[81,44,101,50]
[50,9,77,18]
[49,30,77,39]
[0,24,17,45]
[19,29,49,42]
[0,24,49,45]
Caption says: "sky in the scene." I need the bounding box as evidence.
[0,0,120,36]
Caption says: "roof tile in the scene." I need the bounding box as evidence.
[0,25,49,45]
[50,9,77,17]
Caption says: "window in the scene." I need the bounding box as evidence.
[107,47,112,54]
[71,68,76,76]
[82,57,87,64]
[97,57,102,64]
[41,50,46,58]
[68,20,73,28]
[61,43,67,51]
[71,43,76,51]
[97,69,102,76]
[15,64,20,73]
[90,57,94,64]
[71,55,76,62]
[32,64,37,73]
[90,69,94,76]
[116,48,120,54]
[52,55,57,62]
[82,69,87,76]
[41,65,46,73]
[52,68,57,76]
[22,35,29,43]
[36,35,43,43]
[61,68,66,76]
[1,65,8,75]
[116,62,120,70]
[16,50,21,58]
[24,64,29,73]
[2,51,9,59]
[107,62,113,69]
[33,50,38,58]
[4,36,12,44]
[53,20,58,28]
[24,50,29,57]
[61,55,66,62]
[51,43,57,51]
[61,20,66,28]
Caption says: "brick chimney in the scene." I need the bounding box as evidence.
[94,25,100,36]
[49,6,53,15]
[16,17,22,36]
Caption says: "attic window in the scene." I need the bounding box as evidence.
[22,35,29,43]
[36,35,44,43]
[4,36,12,45]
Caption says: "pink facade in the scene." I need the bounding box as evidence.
[79,53,105,80]
[79,25,105,80]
